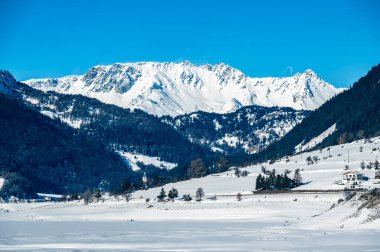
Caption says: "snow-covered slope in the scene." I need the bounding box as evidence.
[295,123,337,153]
[133,136,380,198]
[23,61,343,116]
[0,177,4,190]
[116,151,177,171]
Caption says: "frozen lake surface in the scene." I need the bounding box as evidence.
[1,220,380,251]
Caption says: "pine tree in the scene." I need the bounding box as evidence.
[361,161,366,169]
[234,167,241,177]
[294,169,302,186]
[196,187,205,201]
[306,156,313,165]
[188,159,207,178]
[236,192,242,201]
[168,187,179,201]
[217,157,229,173]
[255,174,263,190]
[157,187,166,202]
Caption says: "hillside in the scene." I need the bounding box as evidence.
[133,136,380,198]
[254,64,380,162]
[162,106,307,154]
[23,61,342,116]
[0,93,137,198]
[17,83,213,165]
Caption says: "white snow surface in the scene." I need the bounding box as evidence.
[0,177,4,190]
[295,123,337,152]
[1,137,380,251]
[117,151,177,171]
[23,61,343,116]
[1,193,379,251]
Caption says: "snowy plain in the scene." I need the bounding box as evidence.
[1,137,380,251]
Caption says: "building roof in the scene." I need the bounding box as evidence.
[343,170,363,175]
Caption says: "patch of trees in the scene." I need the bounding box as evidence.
[255,169,302,190]
[156,187,180,202]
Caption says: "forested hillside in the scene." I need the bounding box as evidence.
[254,64,380,163]
[0,93,137,198]
[162,106,306,154]
[18,83,213,165]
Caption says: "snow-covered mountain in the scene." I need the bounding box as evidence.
[24,61,342,116]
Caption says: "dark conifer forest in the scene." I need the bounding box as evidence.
[0,93,137,198]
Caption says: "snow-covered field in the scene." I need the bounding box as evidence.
[1,137,380,251]
[134,136,380,198]
[1,192,379,251]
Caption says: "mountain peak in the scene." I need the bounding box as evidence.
[180,60,195,67]
[302,69,318,77]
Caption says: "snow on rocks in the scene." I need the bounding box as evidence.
[24,61,343,116]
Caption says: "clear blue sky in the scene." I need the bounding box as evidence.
[1,0,379,87]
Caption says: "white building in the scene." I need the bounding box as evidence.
[37,193,65,201]
[342,171,364,187]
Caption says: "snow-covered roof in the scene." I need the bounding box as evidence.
[342,171,363,175]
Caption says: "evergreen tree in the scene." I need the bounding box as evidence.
[188,159,207,178]
[361,161,366,169]
[234,167,241,177]
[157,187,166,202]
[182,194,192,201]
[294,169,302,186]
[236,192,242,201]
[306,156,313,165]
[196,187,205,201]
[168,187,179,201]
[217,157,229,173]
[256,174,263,190]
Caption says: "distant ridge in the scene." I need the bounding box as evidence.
[24,61,343,116]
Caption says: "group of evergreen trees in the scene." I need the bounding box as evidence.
[157,187,179,201]
[156,187,205,202]
[255,169,302,190]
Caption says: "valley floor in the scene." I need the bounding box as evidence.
[1,137,380,251]
[1,192,380,251]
